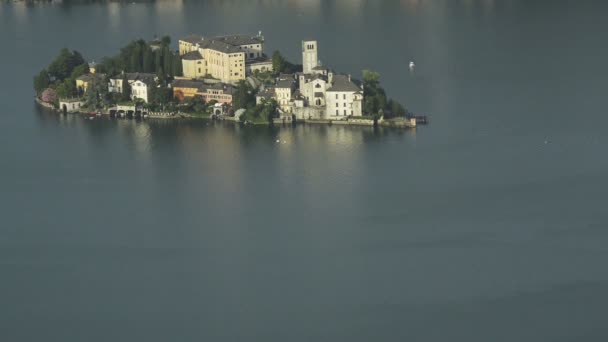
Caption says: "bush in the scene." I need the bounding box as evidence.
[41,88,58,104]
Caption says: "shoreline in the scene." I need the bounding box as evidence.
[35,99,417,129]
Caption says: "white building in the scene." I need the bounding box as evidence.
[274,75,296,113]
[260,39,364,120]
[325,74,363,119]
[108,73,157,103]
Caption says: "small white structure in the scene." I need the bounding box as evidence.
[59,99,85,113]
[213,103,226,116]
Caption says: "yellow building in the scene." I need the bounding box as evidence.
[182,51,206,79]
[179,33,267,84]
[172,79,201,101]
[75,73,105,93]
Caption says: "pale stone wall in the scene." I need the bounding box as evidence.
[293,106,324,120]
[247,61,273,75]
[131,80,149,103]
[302,40,318,74]
[200,49,245,83]
[182,58,206,79]
[326,91,358,118]
[238,43,264,61]
[275,87,292,113]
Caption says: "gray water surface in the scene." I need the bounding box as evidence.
[1,1,608,341]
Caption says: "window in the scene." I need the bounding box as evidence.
[336,109,339,115]
[343,94,346,100]
[344,110,347,115]
[343,103,346,107]
[335,94,338,99]
[249,53,254,58]
[198,68,201,73]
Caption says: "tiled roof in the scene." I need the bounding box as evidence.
[181,35,203,44]
[76,73,106,83]
[172,79,205,89]
[276,79,295,89]
[326,74,362,92]
[214,34,264,46]
[182,51,203,60]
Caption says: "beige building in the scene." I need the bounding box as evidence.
[325,74,363,118]
[179,33,270,83]
[274,75,296,113]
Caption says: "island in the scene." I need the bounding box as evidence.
[34,33,423,128]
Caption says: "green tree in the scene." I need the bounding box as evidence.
[272,51,286,74]
[143,47,155,73]
[33,69,51,95]
[233,81,256,109]
[121,74,131,102]
[162,46,172,77]
[70,63,88,79]
[47,48,86,81]
[362,70,387,116]
[154,50,163,74]
[149,85,173,105]
[55,78,78,100]
[171,55,182,77]
[161,35,171,47]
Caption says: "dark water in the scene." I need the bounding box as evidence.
[2,1,608,341]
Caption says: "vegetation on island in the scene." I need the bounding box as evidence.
[96,37,182,80]
[33,37,182,111]
[271,51,303,74]
[362,70,406,119]
[33,48,87,100]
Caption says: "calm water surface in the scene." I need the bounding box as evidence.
[1,1,608,341]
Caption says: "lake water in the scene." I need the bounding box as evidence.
[2,1,608,341]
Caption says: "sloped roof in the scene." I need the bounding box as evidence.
[214,34,264,46]
[181,35,203,44]
[172,79,205,89]
[326,74,362,92]
[182,50,203,60]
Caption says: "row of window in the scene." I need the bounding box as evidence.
[335,110,353,116]
[335,94,347,100]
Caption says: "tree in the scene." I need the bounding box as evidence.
[172,55,182,77]
[70,63,88,79]
[143,47,155,73]
[161,35,171,47]
[41,88,57,104]
[149,85,173,105]
[121,73,131,102]
[362,70,387,116]
[47,48,86,81]
[233,81,255,109]
[154,50,163,74]
[162,46,173,77]
[33,69,51,95]
[272,51,286,74]
[55,78,78,100]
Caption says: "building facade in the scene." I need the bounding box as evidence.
[108,73,157,103]
[172,79,234,104]
[179,33,269,83]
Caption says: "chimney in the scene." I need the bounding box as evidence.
[348,74,351,82]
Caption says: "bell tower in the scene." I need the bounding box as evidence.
[302,40,318,74]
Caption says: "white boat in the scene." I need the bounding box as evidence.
[409,61,415,69]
